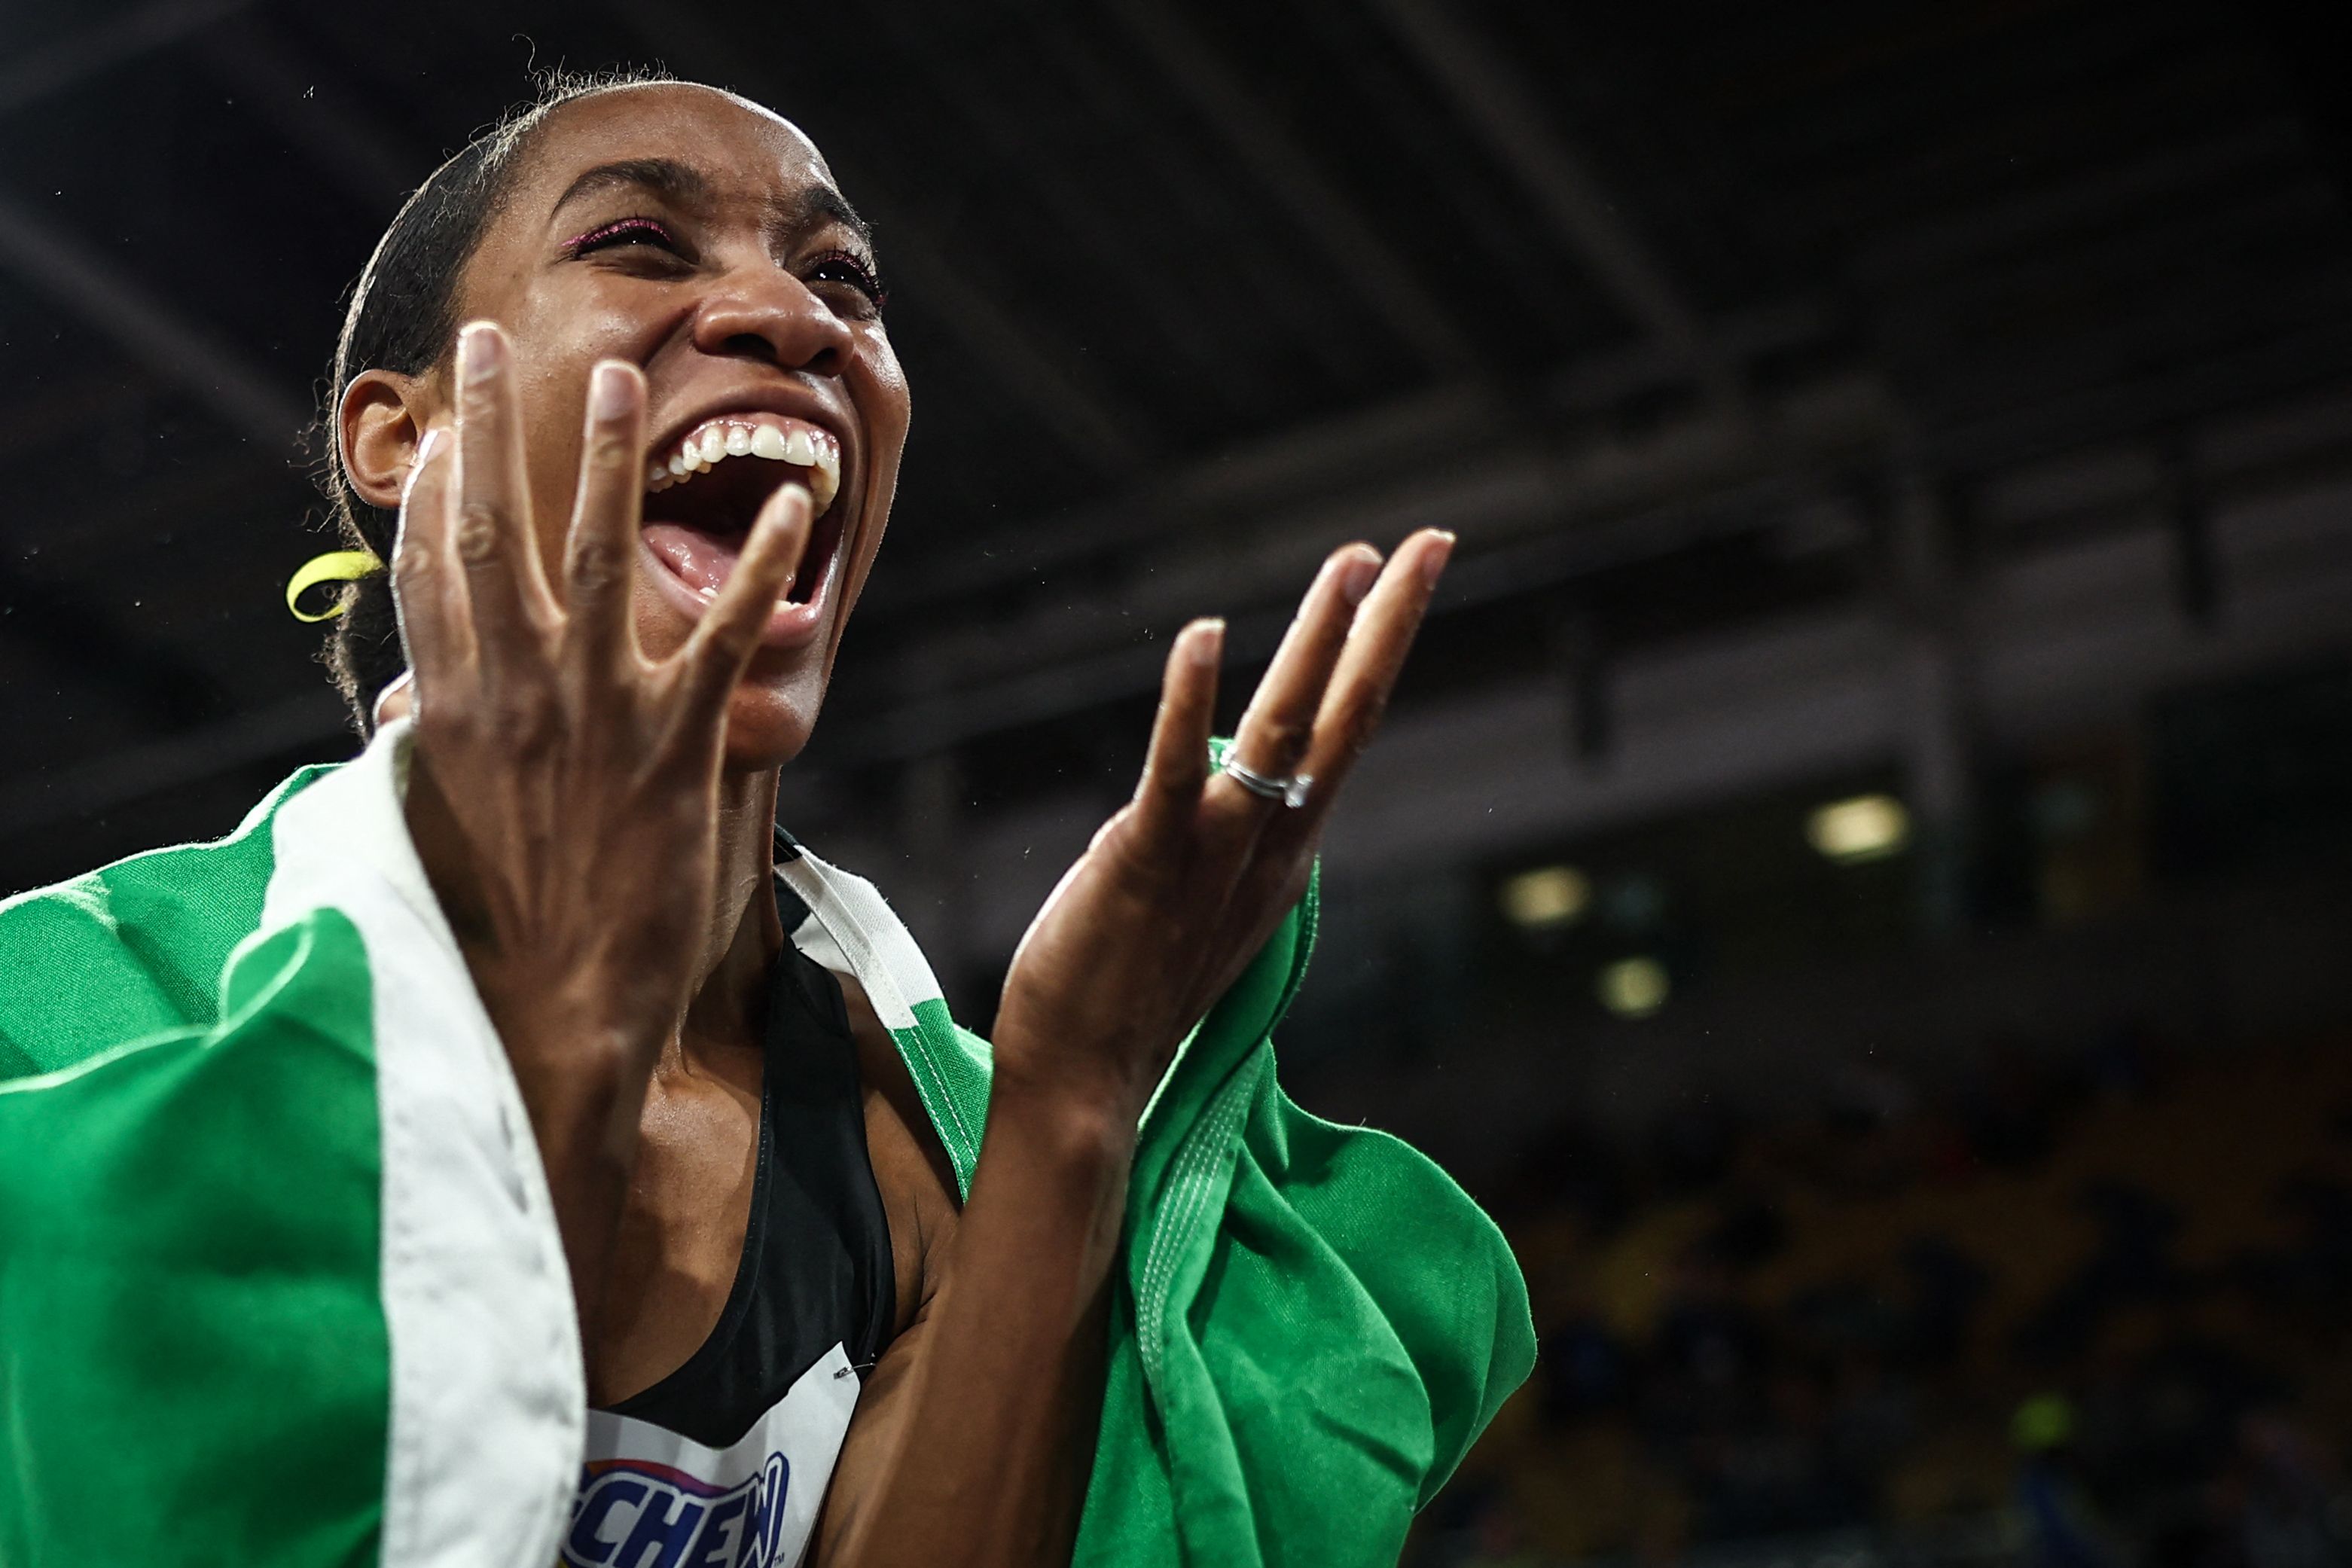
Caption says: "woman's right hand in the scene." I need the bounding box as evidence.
[389,322,808,1308]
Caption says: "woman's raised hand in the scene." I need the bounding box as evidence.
[391,321,810,1075]
[990,530,1453,1131]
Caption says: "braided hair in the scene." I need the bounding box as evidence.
[319,67,679,734]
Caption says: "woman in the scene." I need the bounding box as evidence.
[0,73,1529,1568]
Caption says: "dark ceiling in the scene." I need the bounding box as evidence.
[5,0,2351,906]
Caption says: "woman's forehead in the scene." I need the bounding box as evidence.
[520,82,833,205]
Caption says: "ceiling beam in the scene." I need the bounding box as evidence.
[845,368,1895,739]
[880,12,1252,423]
[867,297,1835,617]
[1108,0,1481,380]
[846,191,1152,476]
[602,2,1152,479]
[1367,0,1743,413]
[0,188,310,447]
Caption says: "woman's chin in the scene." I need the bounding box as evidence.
[720,676,823,771]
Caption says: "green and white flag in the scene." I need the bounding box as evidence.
[0,720,1531,1567]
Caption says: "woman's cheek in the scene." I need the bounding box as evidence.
[862,334,911,435]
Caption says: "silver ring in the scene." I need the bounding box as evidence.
[1221,754,1313,809]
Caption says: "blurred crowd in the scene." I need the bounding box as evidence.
[1413,1027,2352,1568]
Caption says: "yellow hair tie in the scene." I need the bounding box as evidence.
[285,549,385,623]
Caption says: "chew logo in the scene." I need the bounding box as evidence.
[560,1452,792,1568]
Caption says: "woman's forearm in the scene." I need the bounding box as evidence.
[495,1009,660,1359]
[825,1072,1135,1568]
[408,754,664,1356]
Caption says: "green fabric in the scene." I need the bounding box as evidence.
[0,758,1532,1566]
[0,908,389,1566]
[901,996,993,1199]
[1069,867,1533,1565]
[865,837,1534,1564]
[0,766,327,1081]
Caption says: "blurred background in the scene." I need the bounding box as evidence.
[6,1,2352,1562]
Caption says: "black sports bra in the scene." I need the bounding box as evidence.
[599,878,897,1446]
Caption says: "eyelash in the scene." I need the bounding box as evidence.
[806,249,889,313]
[563,218,888,313]
[563,216,677,256]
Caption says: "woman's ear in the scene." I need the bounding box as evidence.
[340,368,431,511]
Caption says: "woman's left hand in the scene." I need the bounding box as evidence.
[816,531,1453,1567]
[989,529,1453,1131]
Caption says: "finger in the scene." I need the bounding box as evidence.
[452,321,555,665]
[1210,543,1382,816]
[562,359,648,669]
[1128,618,1223,845]
[388,426,473,704]
[1258,528,1454,853]
[668,483,813,743]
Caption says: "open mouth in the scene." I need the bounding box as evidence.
[639,412,847,612]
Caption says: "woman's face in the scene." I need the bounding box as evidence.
[352,83,910,768]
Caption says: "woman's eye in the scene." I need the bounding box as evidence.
[806,252,888,313]
[564,217,680,258]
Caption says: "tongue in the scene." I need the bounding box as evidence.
[643,522,741,598]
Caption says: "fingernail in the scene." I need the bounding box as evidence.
[401,428,445,505]
[459,322,504,383]
[371,668,414,729]
[1339,550,1381,606]
[1421,530,1457,588]
[1189,618,1225,667]
[589,360,636,419]
[758,481,810,529]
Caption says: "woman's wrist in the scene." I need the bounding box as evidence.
[983,1051,1144,1178]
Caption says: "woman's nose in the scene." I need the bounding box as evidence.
[690,267,856,377]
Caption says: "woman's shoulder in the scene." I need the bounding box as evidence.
[0,764,334,1078]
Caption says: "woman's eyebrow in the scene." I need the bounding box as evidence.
[550,160,874,254]
[550,157,712,219]
[781,184,875,254]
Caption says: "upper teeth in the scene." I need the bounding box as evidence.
[645,418,840,514]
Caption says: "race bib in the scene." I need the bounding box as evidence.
[560,1343,859,1568]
